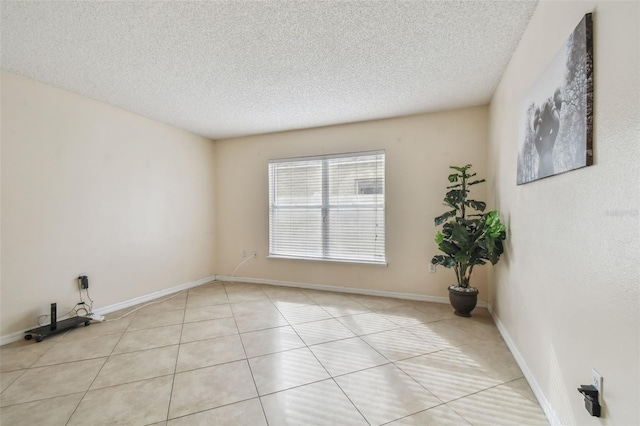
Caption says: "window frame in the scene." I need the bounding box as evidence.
[268,150,387,266]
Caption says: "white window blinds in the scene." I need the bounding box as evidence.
[268,151,386,264]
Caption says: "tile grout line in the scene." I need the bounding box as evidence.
[164,302,187,424]
[224,281,271,426]
[1,281,543,425]
[62,305,143,426]
[269,292,373,426]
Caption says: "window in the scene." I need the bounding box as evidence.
[268,151,386,264]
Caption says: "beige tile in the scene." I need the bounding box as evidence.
[231,299,279,317]
[234,310,289,333]
[303,291,352,304]
[128,308,185,331]
[176,335,246,372]
[337,312,399,335]
[336,363,441,425]
[91,345,179,389]
[452,341,523,382]
[68,375,173,426]
[347,294,406,311]
[261,379,368,426]
[448,313,505,342]
[226,290,268,303]
[112,324,182,354]
[0,370,24,393]
[292,318,356,345]
[361,328,440,361]
[187,282,226,297]
[169,360,257,419]
[184,304,233,323]
[502,377,539,404]
[49,321,100,341]
[0,358,105,407]
[0,393,83,426]
[447,381,549,426]
[138,295,187,313]
[378,306,438,327]
[168,398,266,426]
[225,283,268,303]
[279,305,332,324]
[82,315,134,335]
[387,405,472,425]
[317,298,371,318]
[270,300,316,313]
[309,337,388,376]
[224,282,264,293]
[0,340,57,372]
[396,350,501,402]
[261,285,303,297]
[407,301,458,321]
[102,307,140,322]
[1,334,62,349]
[241,326,305,358]
[180,317,238,343]
[0,284,549,426]
[186,293,229,308]
[249,347,330,395]
[264,287,315,304]
[33,332,121,367]
[405,320,479,349]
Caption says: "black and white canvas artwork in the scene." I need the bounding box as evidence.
[518,13,593,185]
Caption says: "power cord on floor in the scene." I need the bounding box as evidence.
[230,253,257,282]
[105,289,189,321]
[34,274,224,326]
[35,277,96,326]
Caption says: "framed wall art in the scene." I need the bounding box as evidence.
[517,13,593,185]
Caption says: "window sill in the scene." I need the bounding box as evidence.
[267,255,388,267]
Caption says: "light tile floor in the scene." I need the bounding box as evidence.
[0,281,549,426]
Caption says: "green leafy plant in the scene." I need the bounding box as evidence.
[431,165,507,290]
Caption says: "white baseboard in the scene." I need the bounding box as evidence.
[215,274,488,308]
[0,275,217,346]
[90,275,216,317]
[488,303,561,426]
[0,330,27,347]
[2,273,488,345]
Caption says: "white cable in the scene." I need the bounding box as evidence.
[74,306,90,317]
[33,277,187,325]
[84,288,95,313]
[105,289,189,321]
[230,253,257,279]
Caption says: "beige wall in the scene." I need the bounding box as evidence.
[1,71,217,337]
[488,2,639,425]
[215,107,489,299]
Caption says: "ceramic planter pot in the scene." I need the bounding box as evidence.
[448,287,478,317]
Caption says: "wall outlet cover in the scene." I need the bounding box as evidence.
[592,368,602,394]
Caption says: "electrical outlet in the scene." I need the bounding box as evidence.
[429,263,436,273]
[592,369,602,394]
[78,275,89,289]
[242,249,247,258]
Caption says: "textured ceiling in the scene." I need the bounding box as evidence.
[1,1,537,140]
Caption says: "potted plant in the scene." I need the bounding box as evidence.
[431,164,507,317]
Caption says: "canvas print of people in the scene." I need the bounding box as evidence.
[518,13,593,185]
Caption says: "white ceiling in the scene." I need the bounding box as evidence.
[1,1,537,140]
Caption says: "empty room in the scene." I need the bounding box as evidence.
[1,1,638,425]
